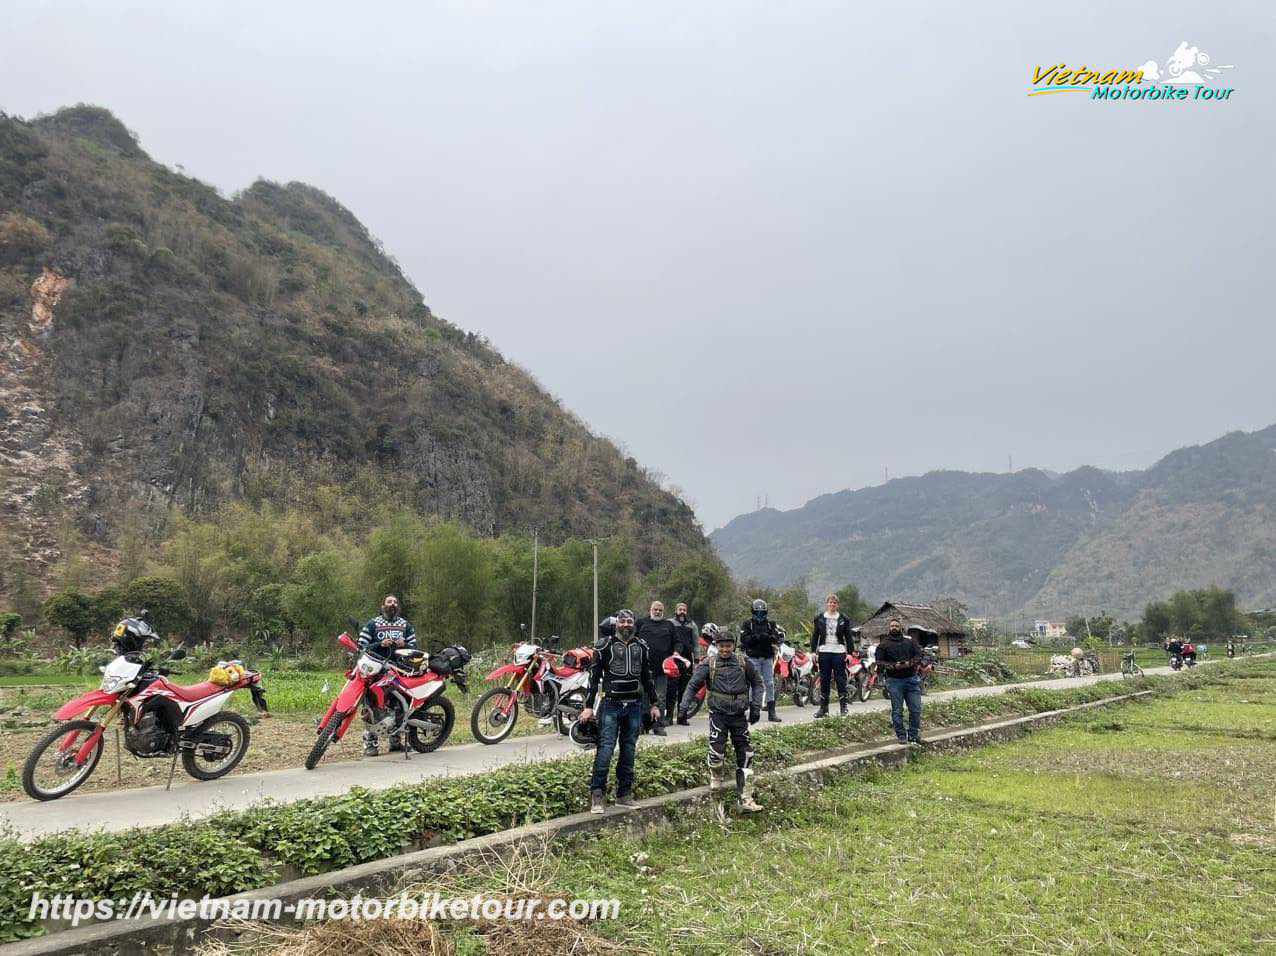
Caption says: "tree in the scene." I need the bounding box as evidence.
[834,584,874,624]
[42,589,97,648]
[159,520,228,643]
[1141,586,1245,644]
[282,551,363,643]
[362,513,430,614]
[412,522,495,649]
[121,576,192,640]
[642,553,733,628]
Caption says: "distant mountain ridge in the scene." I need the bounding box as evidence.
[710,424,1276,618]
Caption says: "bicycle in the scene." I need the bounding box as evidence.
[1120,651,1144,678]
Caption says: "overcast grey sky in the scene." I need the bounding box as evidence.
[4,1,1273,529]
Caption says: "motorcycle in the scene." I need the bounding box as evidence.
[305,629,470,769]
[549,644,596,736]
[845,643,884,702]
[917,649,938,695]
[470,637,572,744]
[775,640,816,706]
[22,616,267,801]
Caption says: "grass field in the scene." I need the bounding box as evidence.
[212,660,1276,955]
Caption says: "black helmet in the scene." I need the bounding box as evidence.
[570,717,599,749]
[112,615,157,655]
[751,599,768,620]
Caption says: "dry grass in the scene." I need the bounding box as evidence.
[199,838,632,956]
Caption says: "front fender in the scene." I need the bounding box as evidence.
[484,663,525,682]
[54,690,120,720]
[333,676,368,714]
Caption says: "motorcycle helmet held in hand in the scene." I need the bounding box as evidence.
[570,716,600,749]
[663,653,690,679]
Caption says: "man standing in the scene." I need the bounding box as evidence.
[739,598,783,722]
[637,601,678,735]
[580,609,661,813]
[876,618,924,744]
[358,595,417,755]
[810,593,854,718]
[670,602,698,723]
[679,627,764,812]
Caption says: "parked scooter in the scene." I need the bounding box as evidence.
[306,627,470,769]
[22,612,267,801]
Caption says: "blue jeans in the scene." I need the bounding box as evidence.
[588,699,643,795]
[747,655,776,705]
[885,675,923,742]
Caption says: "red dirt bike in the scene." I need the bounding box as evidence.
[471,637,590,744]
[22,622,267,801]
[775,639,816,706]
[305,630,470,769]
[846,644,886,702]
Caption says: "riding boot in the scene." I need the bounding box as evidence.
[362,731,379,757]
[767,701,782,722]
[709,765,727,793]
[814,703,829,719]
[839,699,849,717]
[737,768,762,812]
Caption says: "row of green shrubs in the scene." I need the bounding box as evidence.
[0,664,1261,940]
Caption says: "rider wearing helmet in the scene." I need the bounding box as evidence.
[358,595,417,755]
[739,599,783,723]
[581,610,660,814]
[679,626,764,812]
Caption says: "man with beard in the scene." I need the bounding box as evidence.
[636,600,678,735]
[357,595,417,755]
[876,618,924,744]
[580,609,661,813]
[669,603,698,724]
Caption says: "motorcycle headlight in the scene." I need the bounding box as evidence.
[356,656,383,678]
[100,674,127,693]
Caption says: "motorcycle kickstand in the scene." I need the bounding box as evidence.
[165,750,178,791]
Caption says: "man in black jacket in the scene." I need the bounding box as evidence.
[670,603,698,724]
[740,599,783,722]
[580,609,661,813]
[637,601,678,734]
[679,628,764,811]
[876,618,924,744]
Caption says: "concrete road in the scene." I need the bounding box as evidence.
[0,664,1183,842]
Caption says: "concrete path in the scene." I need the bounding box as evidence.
[0,664,1182,842]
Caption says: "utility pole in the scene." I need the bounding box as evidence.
[530,531,539,643]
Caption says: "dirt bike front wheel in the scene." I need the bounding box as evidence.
[23,720,104,801]
[471,687,519,744]
[305,723,338,770]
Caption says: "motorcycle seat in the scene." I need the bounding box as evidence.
[552,665,580,678]
[157,678,227,702]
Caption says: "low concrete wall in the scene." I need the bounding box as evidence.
[1,690,1152,955]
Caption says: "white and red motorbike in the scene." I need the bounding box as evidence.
[22,615,267,801]
[775,639,817,706]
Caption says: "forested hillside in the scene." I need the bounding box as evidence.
[0,105,707,613]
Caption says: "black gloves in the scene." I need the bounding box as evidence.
[749,706,761,724]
